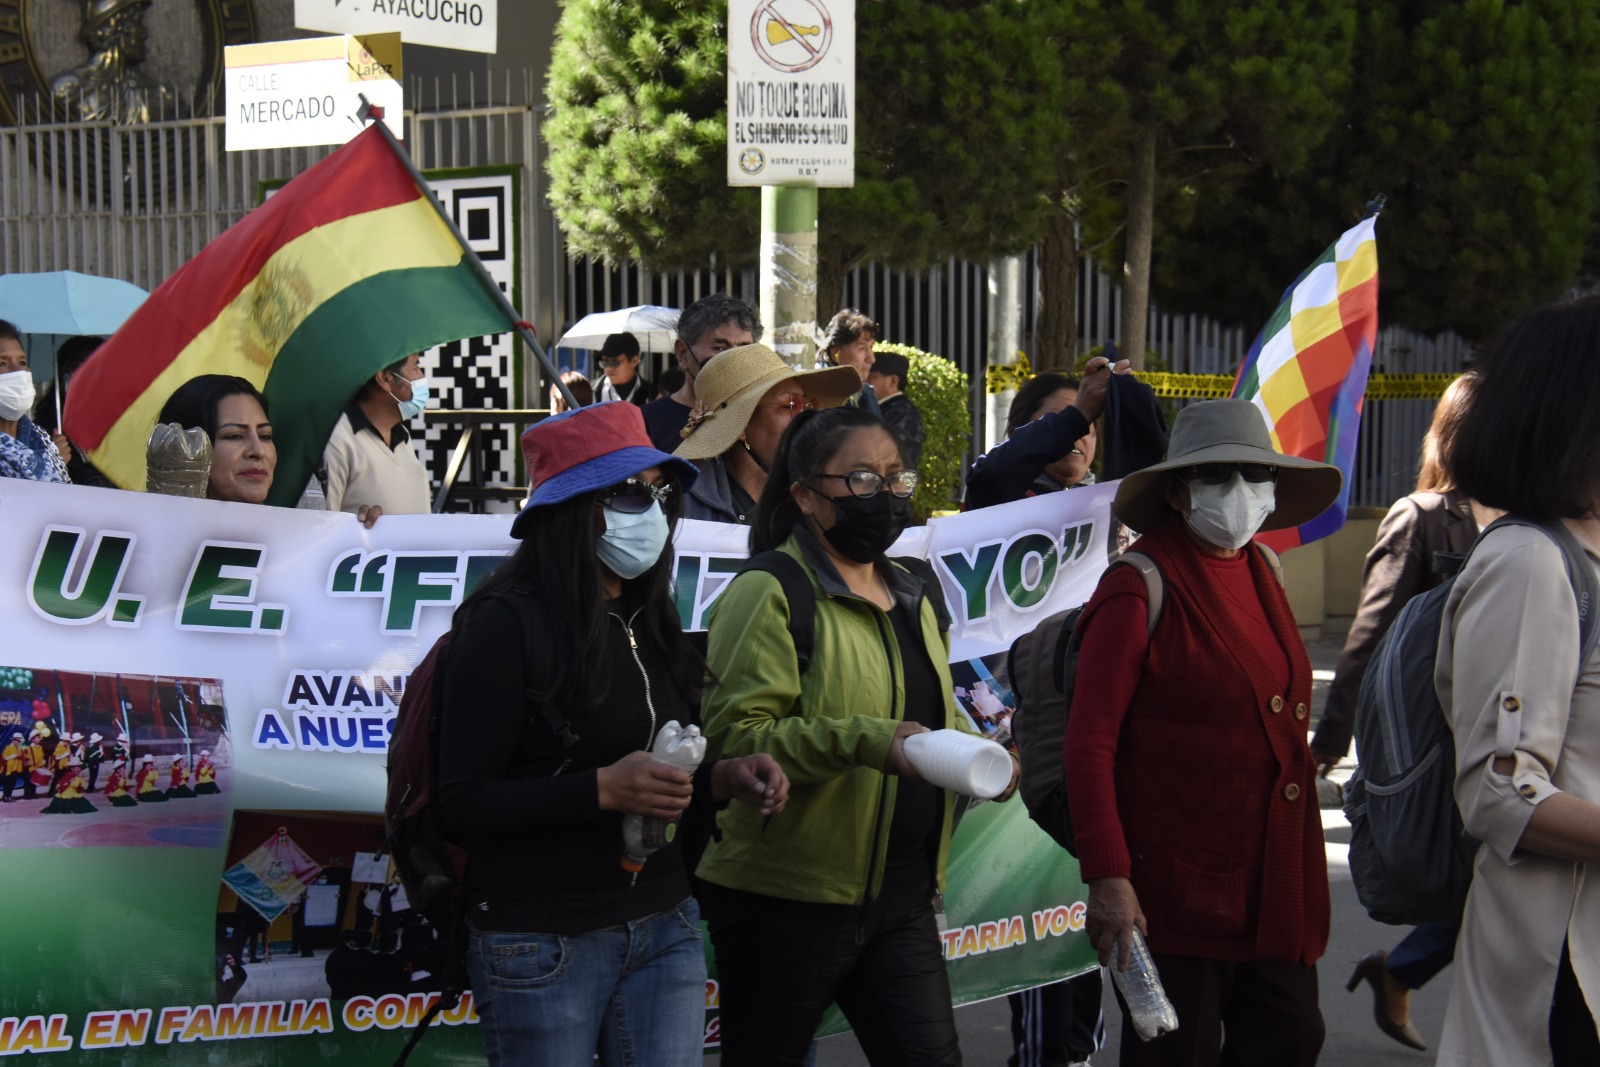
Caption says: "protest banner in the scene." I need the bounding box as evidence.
[0,477,1109,1061]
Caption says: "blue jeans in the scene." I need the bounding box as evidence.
[1386,921,1459,990]
[466,898,706,1067]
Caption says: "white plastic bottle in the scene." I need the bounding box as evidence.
[620,721,706,876]
[1109,928,1180,1041]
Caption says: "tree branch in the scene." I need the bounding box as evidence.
[1170,140,1244,156]
[1084,223,1126,256]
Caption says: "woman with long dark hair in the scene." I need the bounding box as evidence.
[1430,297,1600,1066]
[436,401,788,1067]
[698,405,1006,1066]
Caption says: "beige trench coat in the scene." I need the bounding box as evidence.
[1435,523,1600,1066]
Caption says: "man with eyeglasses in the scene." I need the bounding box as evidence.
[641,294,762,453]
[591,332,652,407]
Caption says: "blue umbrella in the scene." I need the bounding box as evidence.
[0,271,149,425]
[0,271,148,336]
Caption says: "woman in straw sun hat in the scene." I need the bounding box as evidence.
[674,342,860,525]
[1063,398,1341,1067]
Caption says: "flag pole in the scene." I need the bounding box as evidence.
[357,97,579,411]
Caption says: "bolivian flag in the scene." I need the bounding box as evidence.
[64,124,508,505]
[1231,215,1378,551]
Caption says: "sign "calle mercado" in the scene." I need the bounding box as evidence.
[294,0,498,55]
[223,34,404,152]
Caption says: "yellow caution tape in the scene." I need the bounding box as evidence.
[984,353,1033,395]
[990,369,1462,401]
[1361,373,1464,400]
[1011,369,1465,398]
[1138,373,1236,399]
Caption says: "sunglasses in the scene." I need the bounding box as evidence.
[1185,463,1278,486]
[598,356,633,367]
[812,469,919,499]
[600,477,674,513]
[759,395,816,415]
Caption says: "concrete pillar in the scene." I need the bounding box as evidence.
[760,184,819,368]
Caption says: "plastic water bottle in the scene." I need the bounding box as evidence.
[1109,928,1180,1041]
[620,721,706,876]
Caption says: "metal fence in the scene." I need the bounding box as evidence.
[2,80,1470,512]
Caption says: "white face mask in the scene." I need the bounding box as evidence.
[1184,474,1276,550]
[0,369,36,422]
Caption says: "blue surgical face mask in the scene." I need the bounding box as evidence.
[597,500,669,579]
[392,375,430,420]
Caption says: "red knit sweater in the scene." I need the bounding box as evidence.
[1063,518,1329,965]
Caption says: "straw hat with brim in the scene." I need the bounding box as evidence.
[674,343,862,461]
[510,402,698,539]
[1113,399,1343,535]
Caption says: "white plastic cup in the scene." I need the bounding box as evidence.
[900,730,1013,798]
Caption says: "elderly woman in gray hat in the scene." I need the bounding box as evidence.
[1062,399,1342,1067]
[674,343,860,524]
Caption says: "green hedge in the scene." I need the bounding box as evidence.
[874,342,970,519]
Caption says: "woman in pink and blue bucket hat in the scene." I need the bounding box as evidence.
[435,401,790,1067]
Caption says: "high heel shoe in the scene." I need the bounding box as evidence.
[1347,950,1427,1051]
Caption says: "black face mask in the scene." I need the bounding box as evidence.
[821,491,911,564]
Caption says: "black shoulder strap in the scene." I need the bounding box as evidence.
[492,589,580,753]
[889,554,953,635]
[742,551,817,673]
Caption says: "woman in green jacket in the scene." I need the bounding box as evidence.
[697,405,987,1066]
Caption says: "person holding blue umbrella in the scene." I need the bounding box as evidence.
[0,319,69,483]
[34,336,114,487]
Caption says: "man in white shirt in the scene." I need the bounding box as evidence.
[321,353,431,515]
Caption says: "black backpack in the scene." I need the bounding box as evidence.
[383,591,575,1065]
[1345,518,1599,925]
[740,551,951,671]
[1007,553,1161,854]
[1007,544,1283,854]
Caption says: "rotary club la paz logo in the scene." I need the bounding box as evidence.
[738,147,766,175]
[751,0,834,73]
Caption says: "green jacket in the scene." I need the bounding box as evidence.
[696,528,975,905]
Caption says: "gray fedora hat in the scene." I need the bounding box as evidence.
[1113,399,1343,534]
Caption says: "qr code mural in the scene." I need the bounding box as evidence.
[412,172,521,505]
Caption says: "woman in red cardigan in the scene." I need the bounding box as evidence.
[1063,399,1342,1067]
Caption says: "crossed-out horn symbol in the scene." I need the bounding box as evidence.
[766,20,821,45]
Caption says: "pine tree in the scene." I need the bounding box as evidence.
[1149,0,1600,343]
[544,0,755,270]
[544,0,1068,317]
[1039,0,1358,368]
